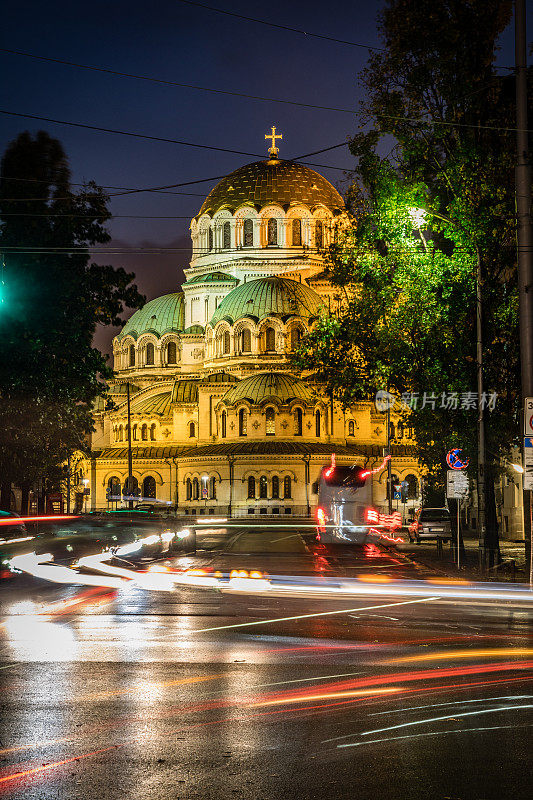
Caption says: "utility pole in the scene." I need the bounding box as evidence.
[386,398,392,514]
[476,247,489,568]
[126,381,133,509]
[515,0,533,583]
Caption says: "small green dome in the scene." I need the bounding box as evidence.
[221,372,316,406]
[210,277,323,326]
[171,379,200,404]
[131,391,173,417]
[117,293,184,341]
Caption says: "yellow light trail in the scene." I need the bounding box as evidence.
[191,597,438,634]
[251,687,403,707]
[388,648,533,664]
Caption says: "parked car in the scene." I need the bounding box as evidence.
[408,507,452,543]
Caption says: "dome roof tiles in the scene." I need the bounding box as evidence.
[221,372,316,406]
[117,293,184,341]
[131,391,173,417]
[197,159,344,218]
[171,379,200,404]
[210,276,323,326]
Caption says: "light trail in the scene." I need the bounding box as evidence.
[360,704,533,737]
[0,746,117,785]
[368,695,533,716]
[336,723,533,748]
[251,687,403,707]
[388,648,533,663]
[190,597,438,634]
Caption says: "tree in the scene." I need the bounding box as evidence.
[0,130,145,511]
[294,0,522,567]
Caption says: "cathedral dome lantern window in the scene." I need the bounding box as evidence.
[145,342,154,366]
[208,227,213,251]
[166,341,177,364]
[315,219,323,248]
[243,218,253,247]
[129,345,135,367]
[223,221,231,249]
[292,218,302,246]
[267,217,278,246]
[264,326,276,352]
[223,330,231,355]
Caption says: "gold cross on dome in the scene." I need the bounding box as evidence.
[265,125,282,157]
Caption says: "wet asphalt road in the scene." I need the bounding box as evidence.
[1,530,533,800]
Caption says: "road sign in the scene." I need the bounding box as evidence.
[524,437,533,490]
[524,398,533,435]
[446,449,470,470]
[446,470,469,498]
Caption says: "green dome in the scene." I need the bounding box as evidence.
[117,293,184,341]
[197,159,344,218]
[210,277,323,326]
[221,372,316,406]
[131,391,173,417]
[182,271,238,287]
[171,379,199,404]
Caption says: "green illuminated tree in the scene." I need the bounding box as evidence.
[0,130,145,511]
[295,0,523,565]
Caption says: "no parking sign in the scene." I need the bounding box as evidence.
[446,449,469,470]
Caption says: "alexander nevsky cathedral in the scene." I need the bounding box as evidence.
[84,130,422,517]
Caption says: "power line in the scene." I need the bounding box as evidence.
[0,109,351,172]
[0,175,207,196]
[0,47,359,115]
[175,0,385,51]
[0,213,193,218]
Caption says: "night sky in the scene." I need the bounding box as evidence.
[0,0,525,356]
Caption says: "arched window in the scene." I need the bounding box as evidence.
[397,420,404,439]
[290,326,302,350]
[315,220,323,248]
[210,476,217,499]
[259,475,268,499]
[129,345,135,366]
[123,475,138,499]
[283,476,292,498]
[223,330,231,354]
[389,422,396,441]
[292,218,302,246]
[406,474,419,500]
[272,475,279,499]
[143,475,156,499]
[141,424,148,441]
[267,217,278,245]
[265,326,276,352]
[223,221,231,249]
[243,218,253,247]
[145,342,154,365]
[247,476,255,499]
[186,478,192,500]
[132,424,138,441]
[189,421,196,438]
[107,476,121,500]
[118,425,124,442]
[294,408,303,436]
[266,407,275,436]
[348,420,355,436]
[221,410,227,438]
[239,408,247,436]
[241,328,251,353]
[208,227,213,251]
[315,409,321,437]
[167,341,177,364]
[150,423,156,441]
[193,478,199,500]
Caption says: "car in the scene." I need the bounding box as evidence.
[408,507,452,543]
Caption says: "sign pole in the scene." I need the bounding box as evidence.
[457,498,460,569]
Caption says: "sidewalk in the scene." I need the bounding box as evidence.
[396,534,528,582]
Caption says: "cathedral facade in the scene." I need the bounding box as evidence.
[85,140,422,518]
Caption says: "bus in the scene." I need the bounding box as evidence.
[316,457,401,545]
